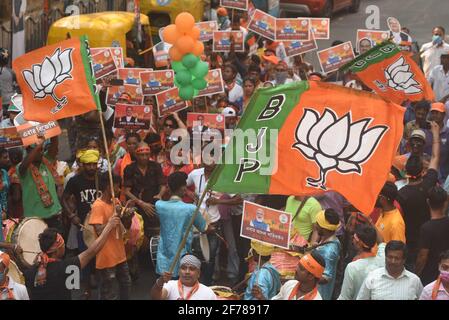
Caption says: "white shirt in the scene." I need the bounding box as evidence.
[163,280,217,300]
[356,267,423,300]
[5,277,29,300]
[338,243,386,300]
[272,280,322,300]
[420,41,449,78]
[428,65,449,101]
[187,168,221,223]
[227,83,244,105]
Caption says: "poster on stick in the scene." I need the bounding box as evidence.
[275,18,310,41]
[248,9,276,40]
[317,41,355,74]
[113,104,152,130]
[213,31,245,52]
[310,18,330,40]
[196,69,225,97]
[155,87,189,118]
[140,70,174,96]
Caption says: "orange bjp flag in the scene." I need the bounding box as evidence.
[13,36,99,122]
[208,81,405,214]
[341,42,434,105]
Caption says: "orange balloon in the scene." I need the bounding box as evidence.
[175,12,195,33]
[187,26,201,40]
[162,24,181,44]
[176,36,195,54]
[169,46,183,61]
[192,41,204,56]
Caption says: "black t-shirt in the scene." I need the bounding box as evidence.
[123,161,165,205]
[24,256,81,300]
[397,169,438,247]
[64,174,101,221]
[419,217,449,285]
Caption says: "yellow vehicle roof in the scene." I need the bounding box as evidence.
[48,12,149,47]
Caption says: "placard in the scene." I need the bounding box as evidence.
[14,112,61,147]
[310,18,330,40]
[155,87,189,118]
[113,104,152,130]
[196,21,218,42]
[283,33,318,57]
[196,69,225,97]
[90,48,117,80]
[275,18,310,41]
[117,68,151,86]
[106,84,144,106]
[356,29,389,52]
[140,70,174,95]
[213,31,245,52]
[220,0,248,10]
[248,9,276,41]
[317,41,355,74]
[0,127,23,148]
[187,112,226,133]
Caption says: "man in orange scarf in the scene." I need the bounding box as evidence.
[272,251,326,300]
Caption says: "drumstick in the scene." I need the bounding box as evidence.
[22,250,41,254]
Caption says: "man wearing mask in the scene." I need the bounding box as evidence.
[428,52,449,103]
[420,250,449,300]
[420,26,449,78]
[271,61,294,86]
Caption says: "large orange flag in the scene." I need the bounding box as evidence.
[208,81,404,214]
[13,36,99,122]
[341,42,434,105]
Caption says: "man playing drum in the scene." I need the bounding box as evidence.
[155,172,213,279]
[151,254,217,300]
[0,250,29,300]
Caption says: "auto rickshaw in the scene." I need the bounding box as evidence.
[47,12,153,66]
[140,0,204,42]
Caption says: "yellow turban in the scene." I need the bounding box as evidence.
[316,210,340,231]
[79,149,100,164]
[251,240,275,257]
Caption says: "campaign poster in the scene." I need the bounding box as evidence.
[283,33,318,58]
[155,87,189,118]
[220,0,248,10]
[140,70,174,96]
[152,42,170,69]
[275,18,310,41]
[213,31,245,52]
[310,18,330,40]
[196,21,218,42]
[248,9,276,41]
[0,126,23,148]
[106,84,144,106]
[356,29,389,52]
[317,41,355,74]
[113,104,152,130]
[240,201,292,249]
[196,69,225,97]
[117,68,152,86]
[14,112,61,147]
[187,112,226,133]
[90,48,117,80]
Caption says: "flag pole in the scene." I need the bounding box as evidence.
[168,187,209,274]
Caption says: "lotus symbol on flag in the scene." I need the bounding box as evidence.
[384,56,421,94]
[22,48,74,114]
[293,108,388,190]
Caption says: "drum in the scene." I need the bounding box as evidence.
[191,232,209,262]
[8,260,25,285]
[82,213,97,248]
[11,218,48,268]
[149,236,159,267]
[210,286,240,300]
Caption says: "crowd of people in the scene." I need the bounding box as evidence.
[1,5,449,301]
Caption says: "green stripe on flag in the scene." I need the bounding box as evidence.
[207,81,310,194]
[80,35,101,111]
[340,41,400,73]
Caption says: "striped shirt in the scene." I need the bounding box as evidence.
[357,267,423,300]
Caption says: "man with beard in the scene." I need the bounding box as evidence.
[124,142,166,238]
[62,149,101,299]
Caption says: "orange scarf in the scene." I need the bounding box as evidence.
[432,277,442,300]
[352,251,376,262]
[34,233,64,287]
[120,153,133,178]
[177,280,200,300]
[288,282,319,300]
[0,277,14,300]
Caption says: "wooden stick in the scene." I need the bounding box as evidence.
[138,44,155,56]
[255,253,262,285]
[168,187,209,274]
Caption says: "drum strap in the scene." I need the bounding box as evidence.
[29,162,54,208]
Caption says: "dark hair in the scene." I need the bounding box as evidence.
[440,250,449,262]
[310,250,326,270]
[427,186,448,210]
[0,147,7,157]
[164,115,178,128]
[413,100,431,112]
[144,132,161,145]
[99,173,121,192]
[38,228,59,253]
[385,240,407,258]
[324,208,340,225]
[243,77,257,87]
[434,26,445,34]
[168,171,188,193]
[250,54,261,65]
[309,72,324,79]
[355,225,377,249]
[8,147,23,165]
[125,132,141,143]
[331,40,344,46]
[224,64,237,75]
[248,63,261,74]
[405,155,423,177]
[380,181,398,202]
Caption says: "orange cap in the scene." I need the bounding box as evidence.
[262,55,280,65]
[217,7,228,16]
[431,102,446,113]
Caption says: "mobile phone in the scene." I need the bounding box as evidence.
[109,79,124,86]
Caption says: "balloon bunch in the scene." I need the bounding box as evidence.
[163,12,209,101]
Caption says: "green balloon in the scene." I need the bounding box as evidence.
[179,85,194,101]
[193,89,199,97]
[192,78,208,90]
[182,53,200,69]
[191,61,209,78]
[176,70,193,86]
[171,61,187,73]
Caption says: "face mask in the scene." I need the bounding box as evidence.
[432,35,442,44]
[440,270,449,282]
[275,71,288,84]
